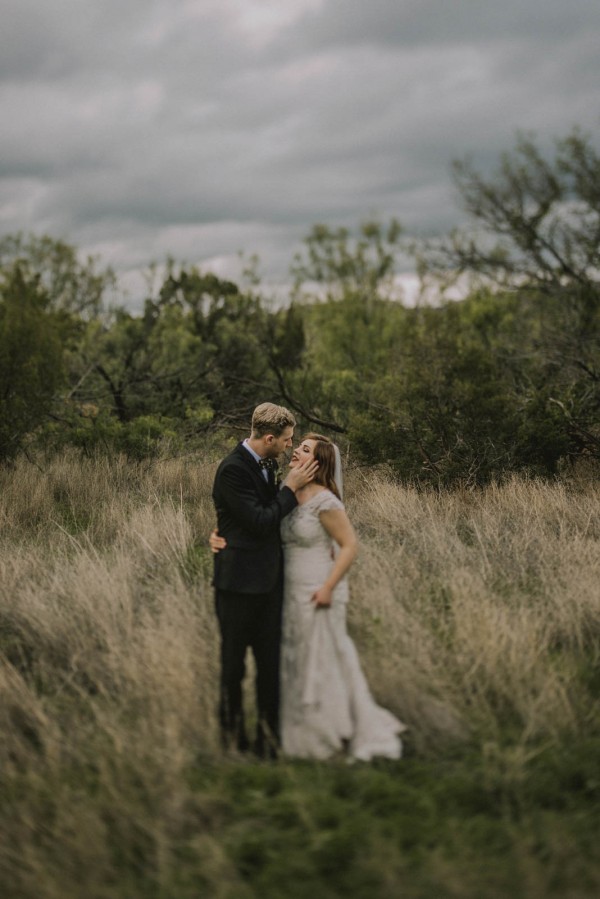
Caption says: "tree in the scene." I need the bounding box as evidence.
[0,233,116,318]
[0,267,66,459]
[418,129,600,462]
[155,264,271,422]
[264,220,407,434]
[348,290,575,484]
[419,130,600,299]
[292,219,403,303]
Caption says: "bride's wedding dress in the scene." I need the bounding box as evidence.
[280,489,405,761]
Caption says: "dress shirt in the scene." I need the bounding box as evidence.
[242,438,269,482]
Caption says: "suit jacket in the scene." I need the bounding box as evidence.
[212,442,298,594]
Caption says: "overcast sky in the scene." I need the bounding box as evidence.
[2,0,599,306]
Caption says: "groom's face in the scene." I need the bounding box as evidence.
[264,426,294,459]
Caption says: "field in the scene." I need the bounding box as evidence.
[0,451,599,898]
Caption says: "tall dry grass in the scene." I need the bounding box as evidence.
[0,451,598,896]
[0,453,225,897]
[345,471,600,752]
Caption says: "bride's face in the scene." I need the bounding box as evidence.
[289,438,317,467]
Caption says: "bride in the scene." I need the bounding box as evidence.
[211,433,405,761]
[279,433,404,761]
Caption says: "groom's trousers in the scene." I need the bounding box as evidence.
[215,585,283,758]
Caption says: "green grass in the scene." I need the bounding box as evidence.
[184,743,599,899]
[4,741,598,899]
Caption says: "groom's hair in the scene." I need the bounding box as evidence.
[251,403,296,438]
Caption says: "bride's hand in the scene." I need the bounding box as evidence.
[209,528,227,554]
[311,585,333,607]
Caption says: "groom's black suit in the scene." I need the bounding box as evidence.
[212,442,298,755]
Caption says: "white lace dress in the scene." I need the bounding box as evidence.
[280,489,405,761]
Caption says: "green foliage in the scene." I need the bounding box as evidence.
[38,408,181,459]
[292,218,403,301]
[413,128,600,472]
[345,290,579,483]
[62,265,273,437]
[0,267,67,460]
[0,232,115,318]
[1,129,598,477]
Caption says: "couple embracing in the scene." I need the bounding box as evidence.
[211,402,405,761]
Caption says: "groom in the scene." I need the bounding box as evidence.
[212,402,317,757]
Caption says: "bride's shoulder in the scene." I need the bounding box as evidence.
[313,488,344,513]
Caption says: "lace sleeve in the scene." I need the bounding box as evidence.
[313,490,345,514]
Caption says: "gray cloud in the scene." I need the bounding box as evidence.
[284,0,600,53]
[1,0,599,303]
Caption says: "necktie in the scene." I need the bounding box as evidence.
[259,458,278,487]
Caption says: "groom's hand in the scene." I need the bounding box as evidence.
[284,457,319,493]
[209,528,227,553]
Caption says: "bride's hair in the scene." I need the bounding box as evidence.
[302,433,341,499]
